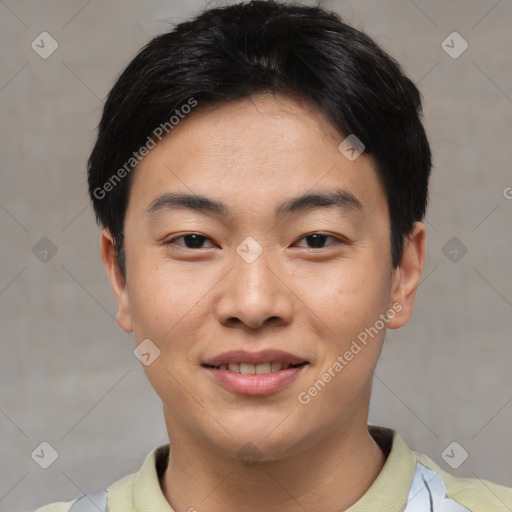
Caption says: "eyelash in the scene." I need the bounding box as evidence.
[163,232,345,250]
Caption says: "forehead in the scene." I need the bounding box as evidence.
[126,93,387,222]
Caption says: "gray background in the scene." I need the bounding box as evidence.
[1,0,511,510]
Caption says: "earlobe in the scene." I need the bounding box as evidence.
[387,222,426,330]
[100,229,134,332]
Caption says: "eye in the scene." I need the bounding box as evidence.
[163,233,215,249]
[163,232,344,250]
[294,232,343,249]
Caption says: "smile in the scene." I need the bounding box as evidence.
[202,349,309,396]
[204,361,307,375]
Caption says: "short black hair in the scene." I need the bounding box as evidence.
[88,0,432,277]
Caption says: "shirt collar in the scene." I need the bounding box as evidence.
[346,425,417,511]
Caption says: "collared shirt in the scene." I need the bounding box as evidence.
[35,426,512,512]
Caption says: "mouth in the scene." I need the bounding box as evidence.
[202,349,309,396]
[203,361,308,374]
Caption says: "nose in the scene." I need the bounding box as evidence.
[214,243,294,331]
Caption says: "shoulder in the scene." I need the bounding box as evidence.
[414,451,512,511]
[33,474,137,512]
[31,444,165,512]
[34,501,76,512]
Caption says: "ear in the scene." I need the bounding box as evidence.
[386,222,426,329]
[100,229,133,332]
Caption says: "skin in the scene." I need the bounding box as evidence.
[101,92,425,512]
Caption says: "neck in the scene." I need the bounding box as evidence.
[161,421,386,512]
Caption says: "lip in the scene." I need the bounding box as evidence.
[203,349,307,366]
[205,365,307,396]
[202,349,309,396]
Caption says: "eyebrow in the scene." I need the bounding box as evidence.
[146,188,363,219]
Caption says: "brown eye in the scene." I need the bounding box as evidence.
[294,233,341,249]
[164,233,214,249]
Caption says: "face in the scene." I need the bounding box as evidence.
[102,93,425,461]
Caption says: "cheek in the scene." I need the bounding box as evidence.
[307,262,391,330]
[127,254,204,341]
[128,262,208,414]
[300,259,392,394]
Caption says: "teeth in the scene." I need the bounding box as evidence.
[240,363,256,375]
[255,363,271,374]
[271,361,282,372]
[213,361,301,374]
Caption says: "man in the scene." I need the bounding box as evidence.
[36,1,512,511]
